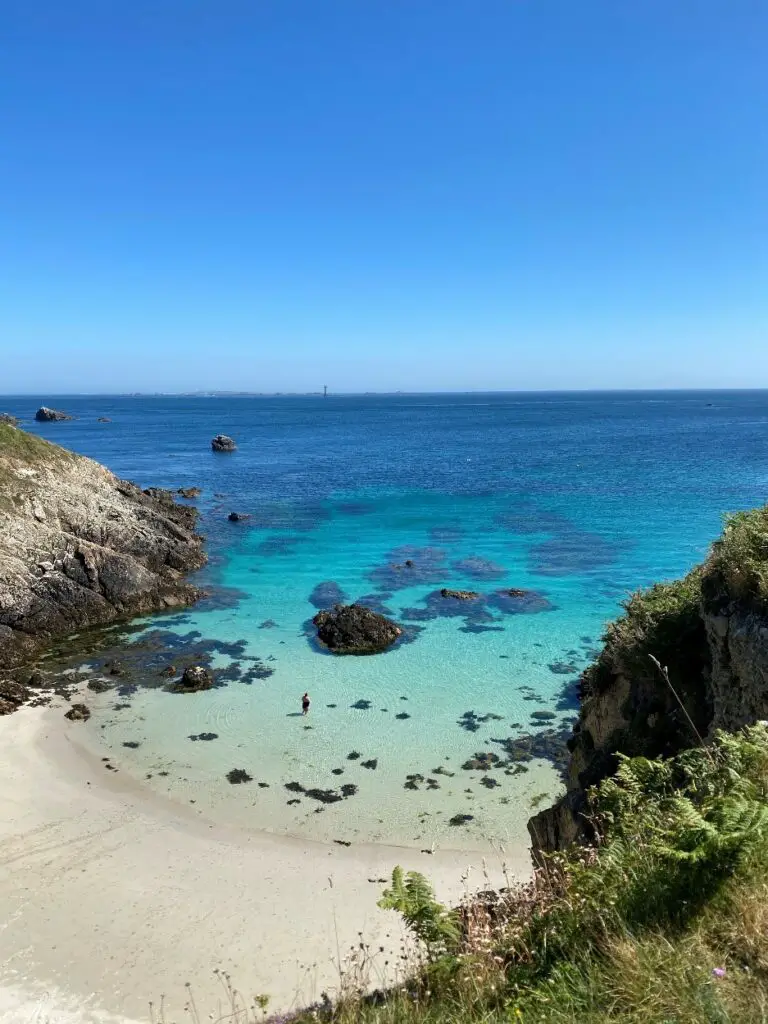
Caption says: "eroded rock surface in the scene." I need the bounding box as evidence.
[313,603,403,655]
[0,424,206,672]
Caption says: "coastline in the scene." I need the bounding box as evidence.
[0,698,533,1023]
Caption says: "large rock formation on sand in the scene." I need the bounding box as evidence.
[0,423,207,670]
[529,504,768,855]
[35,406,74,422]
[313,603,403,655]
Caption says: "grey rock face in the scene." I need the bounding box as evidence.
[35,407,74,422]
[211,434,237,452]
[0,425,206,672]
[0,414,18,426]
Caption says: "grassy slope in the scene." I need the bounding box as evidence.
[0,423,75,511]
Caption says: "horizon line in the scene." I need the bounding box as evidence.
[3,387,768,399]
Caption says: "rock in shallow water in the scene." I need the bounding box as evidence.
[312,604,403,655]
[173,665,214,692]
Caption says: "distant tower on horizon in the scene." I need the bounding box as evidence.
[323,385,328,398]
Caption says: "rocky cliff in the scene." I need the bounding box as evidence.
[0,423,206,671]
[530,504,768,853]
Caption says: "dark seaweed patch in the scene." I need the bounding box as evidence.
[449,814,474,826]
[189,732,219,741]
[428,525,465,543]
[367,546,448,591]
[259,619,279,629]
[451,556,506,580]
[309,581,348,610]
[347,751,361,760]
[226,769,253,784]
[361,759,378,770]
[351,699,372,710]
[529,531,627,577]
[122,741,140,749]
[457,710,504,732]
[254,535,306,557]
[395,712,411,720]
[305,788,343,804]
[549,661,577,675]
[340,783,358,797]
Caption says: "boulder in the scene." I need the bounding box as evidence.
[440,588,480,600]
[65,703,91,721]
[177,487,201,499]
[313,604,403,655]
[228,512,250,522]
[173,665,214,692]
[0,413,18,426]
[35,407,74,422]
[211,434,237,452]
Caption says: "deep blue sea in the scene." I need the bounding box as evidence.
[4,391,768,850]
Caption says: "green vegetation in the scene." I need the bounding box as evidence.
[582,567,705,700]
[285,726,768,1024]
[0,422,74,509]
[704,506,768,611]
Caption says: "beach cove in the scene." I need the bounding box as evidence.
[2,391,768,1020]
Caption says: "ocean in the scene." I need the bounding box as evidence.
[4,391,768,851]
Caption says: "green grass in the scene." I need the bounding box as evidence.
[0,422,75,509]
[581,567,705,700]
[703,506,768,611]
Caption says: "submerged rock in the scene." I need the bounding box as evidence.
[35,406,74,422]
[177,487,201,499]
[211,434,237,452]
[313,604,403,655]
[97,417,112,423]
[228,512,250,522]
[440,588,480,601]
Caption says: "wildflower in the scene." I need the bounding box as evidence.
[712,967,726,978]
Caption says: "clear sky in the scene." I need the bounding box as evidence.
[1,1,766,393]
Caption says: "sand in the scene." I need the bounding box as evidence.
[0,700,533,1024]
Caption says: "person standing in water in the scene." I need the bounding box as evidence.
[302,692,311,715]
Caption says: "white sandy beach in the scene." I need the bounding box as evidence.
[0,700,533,1024]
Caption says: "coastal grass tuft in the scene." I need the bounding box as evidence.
[0,423,76,510]
[582,566,705,700]
[704,505,768,611]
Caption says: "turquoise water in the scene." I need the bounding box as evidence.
[6,391,768,850]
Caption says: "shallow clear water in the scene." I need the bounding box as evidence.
[5,391,768,850]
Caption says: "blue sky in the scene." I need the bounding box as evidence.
[1,1,766,393]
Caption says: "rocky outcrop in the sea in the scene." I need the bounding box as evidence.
[529,505,768,855]
[178,487,201,499]
[211,434,237,452]
[440,588,480,600]
[228,512,250,522]
[313,604,403,654]
[0,424,207,671]
[35,407,74,422]
[172,665,214,692]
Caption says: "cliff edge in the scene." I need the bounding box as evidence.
[0,423,206,670]
[530,504,768,853]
